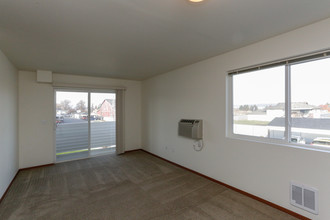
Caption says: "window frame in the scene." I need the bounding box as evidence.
[226,49,330,152]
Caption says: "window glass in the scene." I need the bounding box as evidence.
[233,66,285,139]
[290,58,330,147]
[230,52,330,150]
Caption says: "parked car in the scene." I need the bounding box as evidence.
[311,137,330,147]
[90,115,103,121]
[56,115,64,124]
[290,136,305,144]
[80,114,88,120]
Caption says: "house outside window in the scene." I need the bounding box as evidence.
[97,99,116,121]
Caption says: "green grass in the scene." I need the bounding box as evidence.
[234,120,269,126]
[56,149,88,156]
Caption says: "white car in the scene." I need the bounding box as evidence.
[311,137,330,147]
[290,136,305,144]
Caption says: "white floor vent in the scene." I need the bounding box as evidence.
[290,181,318,215]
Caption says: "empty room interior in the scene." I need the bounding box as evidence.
[1,1,330,219]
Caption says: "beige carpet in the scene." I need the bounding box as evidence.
[0,151,298,220]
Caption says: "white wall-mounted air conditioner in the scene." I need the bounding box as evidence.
[178,119,203,139]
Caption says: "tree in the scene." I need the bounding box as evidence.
[239,105,250,111]
[250,105,258,111]
[60,100,72,111]
[75,100,87,113]
[56,103,62,110]
[239,104,258,111]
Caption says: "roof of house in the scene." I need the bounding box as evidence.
[100,99,114,104]
[266,102,314,111]
[97,99,115,110]
[268,117,330,130]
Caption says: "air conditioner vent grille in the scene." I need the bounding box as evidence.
[180,119,196,124]
[290,181,318,215]
[178,119,203,139]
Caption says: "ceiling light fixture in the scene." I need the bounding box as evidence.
[188,0,205,3]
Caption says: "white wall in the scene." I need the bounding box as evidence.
[18,71,55,168]
[142,18,330,220]
[0,49,18,199]
[19,71,141,168]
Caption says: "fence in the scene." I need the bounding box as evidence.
[56,121,116,153]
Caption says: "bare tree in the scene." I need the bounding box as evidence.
[75,100,87,113]
[60,100,72,111]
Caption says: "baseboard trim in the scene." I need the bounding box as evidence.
[0,170,19,204]
[141,149,310,220]
[20,163,54,171]
[125,149,142,153]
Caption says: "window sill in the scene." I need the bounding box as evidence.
[226,133,330,153]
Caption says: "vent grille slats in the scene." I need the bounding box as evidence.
[178,119,203,139]
[290,181,318,215]
[180,119,196,124]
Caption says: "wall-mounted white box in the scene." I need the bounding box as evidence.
[37,70,52,83]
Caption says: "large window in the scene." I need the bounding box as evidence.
[228,51,330,150]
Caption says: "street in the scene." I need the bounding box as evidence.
[63,117,86,124]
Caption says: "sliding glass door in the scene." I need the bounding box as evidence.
[90,93,116,156]
[56,91,89,162]
[55,90,116,162]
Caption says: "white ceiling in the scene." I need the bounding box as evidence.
[0,0,330,80]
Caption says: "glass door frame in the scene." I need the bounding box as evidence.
[54,88,116,163]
